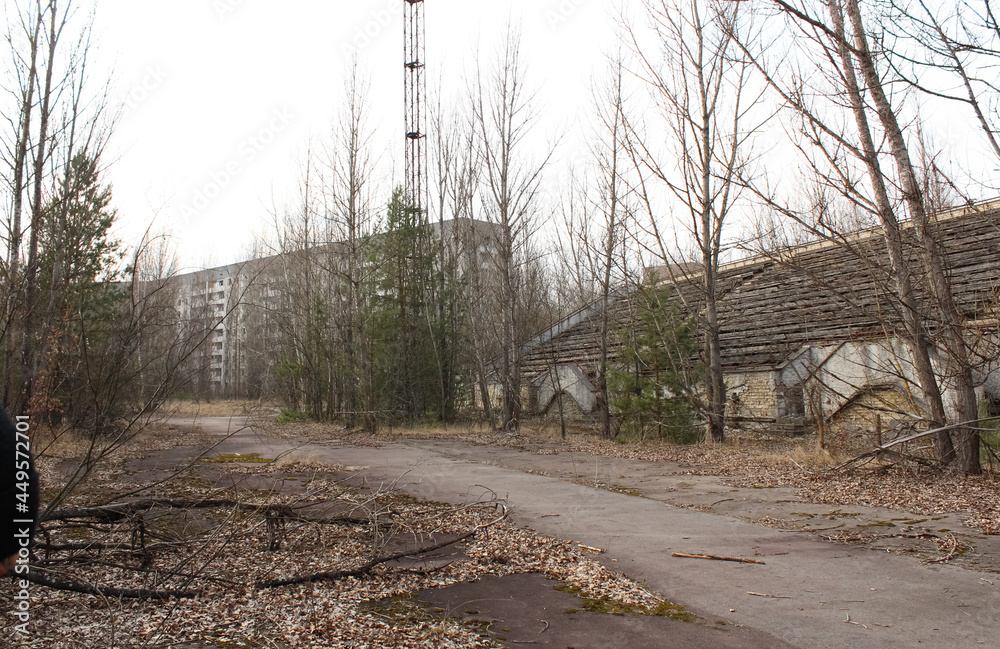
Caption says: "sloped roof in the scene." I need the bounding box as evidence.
[521,203,1000,380]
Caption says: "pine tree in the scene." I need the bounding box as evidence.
[32,153,124,426]
[608,281,701,443]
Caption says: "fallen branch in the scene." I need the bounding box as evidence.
[672,552,765,565]
[874,448,936,467]
[577,543,604,553]
[256,529,476,589]
[747,591,792,598]
[46,498,389,527]
[24,569,199,600]
[45,499,239,523]
[256,506,508,589]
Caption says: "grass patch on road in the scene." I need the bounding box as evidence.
[555,582,694,621]
[200,452,274,464]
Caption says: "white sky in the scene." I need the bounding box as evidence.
[91,0,617,270]
[15,1,994,274]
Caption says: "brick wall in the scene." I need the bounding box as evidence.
[725,370,778,422]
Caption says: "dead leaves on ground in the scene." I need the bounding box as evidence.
[2,458,670,649]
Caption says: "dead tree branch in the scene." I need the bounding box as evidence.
[23,570,199,600]
[255,505,508,589]
[671,552,765,565]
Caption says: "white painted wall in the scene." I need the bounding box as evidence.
[533,364,598,414]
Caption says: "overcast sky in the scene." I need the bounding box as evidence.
[88,0,618,270]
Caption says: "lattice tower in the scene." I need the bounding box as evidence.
[404,0,427,217]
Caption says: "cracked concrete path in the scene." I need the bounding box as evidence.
[169,417,999,649]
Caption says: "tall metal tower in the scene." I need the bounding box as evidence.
[404,0,427,218]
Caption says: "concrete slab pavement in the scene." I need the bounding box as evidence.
[174,418,999,649]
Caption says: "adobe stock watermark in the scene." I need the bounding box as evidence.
[341,0,405,60]
[121,64,169,121]
[10,415,33,636]
[174,107,295,224]
[213,0,250,20]
[545,0,592,30]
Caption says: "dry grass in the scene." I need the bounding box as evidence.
[758,442,846,469]
[30,426,98,460]
[376,418,603,446]
[379,421,487,439]
[161,399,279,418]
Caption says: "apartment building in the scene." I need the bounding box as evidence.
[170,218,499,398]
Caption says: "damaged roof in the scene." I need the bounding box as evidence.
[521,202,1000,379]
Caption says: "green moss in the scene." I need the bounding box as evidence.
[791,512,816,519]
[200,453,274,464]
[823,510,861,518]
[607,484,643,497]
[890,518,928,524]
[554,583,693,622]
[861,521,896,528]
[364,593,501,647]
[362,593,433,625]
[648,601,696,622]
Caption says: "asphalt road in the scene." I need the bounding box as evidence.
[174,416,999,649]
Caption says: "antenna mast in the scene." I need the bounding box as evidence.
[404,0,427,219]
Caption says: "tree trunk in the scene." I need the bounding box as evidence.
[826,0,955,464]
[22,0,59,409]
[843,0,979,473]
[4,7,41,405]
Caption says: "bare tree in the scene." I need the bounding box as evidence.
[0,0,117,418]
[472,25,554,431]
[843,0,980,472]
[552,55,633,439]
[733,0,983,472]
[751,0,955,462]
[445,118,497,424]
[881,0,1000,167]
[321,62,378,430]
[1,3,42,404]
[623,0,763,443]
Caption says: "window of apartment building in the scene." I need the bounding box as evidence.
[219,280,224,286]
[214,342,223,350]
